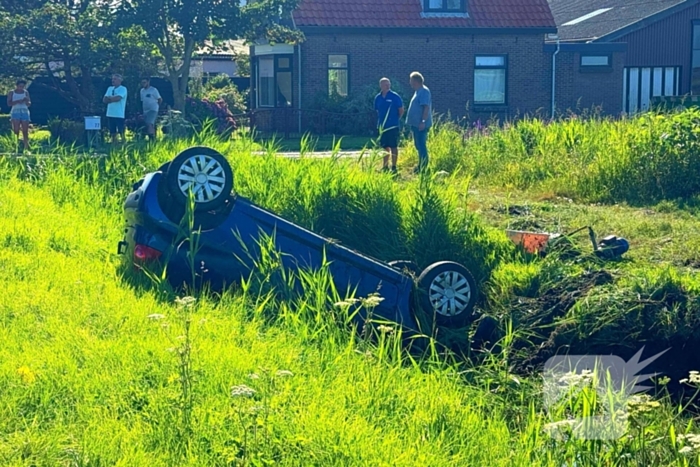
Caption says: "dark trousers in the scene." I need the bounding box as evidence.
[411,126,429,169]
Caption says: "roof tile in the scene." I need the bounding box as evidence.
[293,0,556,29]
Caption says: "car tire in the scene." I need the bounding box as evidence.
[165,146,233,212]
[416,261,477,328]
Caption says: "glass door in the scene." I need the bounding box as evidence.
[254,55,293,108]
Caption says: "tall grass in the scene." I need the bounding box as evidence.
[5,122,700,464]
[418,108,700,204]
[2,170,700,465]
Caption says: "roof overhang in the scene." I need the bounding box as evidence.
[543,42,627,53]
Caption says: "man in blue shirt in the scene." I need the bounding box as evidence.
[406,71,432,173]
[374,78,404,173]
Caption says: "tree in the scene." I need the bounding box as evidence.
[0,0,157,114]
[0,0,113,113]
[117,0,303,111]
[233,51,251,78]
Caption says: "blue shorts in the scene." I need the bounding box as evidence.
[10,109,30,122]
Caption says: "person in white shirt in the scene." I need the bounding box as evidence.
[102,74,128,144]
[139,77,162,141]
[6,79,32,154]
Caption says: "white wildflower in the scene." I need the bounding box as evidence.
[276,370,294,378]
[377,325,394,335]
[678,433,700,447]
[230,384,256,398]
[679,446,694,455]
[543,419,576,440]
[147,313,166,320]
[175,296,196,308]
[362,294,384,308]
[556,370,594,387]
[627,394,660,413]
[248,373,260,380]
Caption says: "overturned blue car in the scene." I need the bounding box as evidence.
[117,146,479,330]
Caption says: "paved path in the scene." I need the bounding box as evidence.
[251,150,369,158]
[0,150,371,159]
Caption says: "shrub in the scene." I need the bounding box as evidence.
[203,75,248,115]
[160,110,195,138]
[0,114,11,135]
[125,113,147,135]
[429,107,700,204]
[185,96,237,135]
[308,77,412,136]
[47,118,85,146]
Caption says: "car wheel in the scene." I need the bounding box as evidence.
[416,261,477,328]
[165,146,233,212]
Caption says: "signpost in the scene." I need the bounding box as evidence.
[84,116,101,151]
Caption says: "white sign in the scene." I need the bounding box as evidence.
[84,116,101,130]
[253,44,294,56]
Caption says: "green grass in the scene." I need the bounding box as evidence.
[407,108,700,205]
[4,113,700,464]
[257,134,374,152]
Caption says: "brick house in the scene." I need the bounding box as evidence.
[548,0,700,114]
[248,0,560,133]
[248,0,698,133]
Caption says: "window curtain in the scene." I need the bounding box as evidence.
[258,57,275,107]
[329,70,348,97]
[474,69,505,104]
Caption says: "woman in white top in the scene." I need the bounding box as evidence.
[6,79,31,153]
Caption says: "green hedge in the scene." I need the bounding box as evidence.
[0,115,11,135]
[47,118,85,146]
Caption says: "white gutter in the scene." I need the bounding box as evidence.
[550,34,560,119]
[298,43,302,133]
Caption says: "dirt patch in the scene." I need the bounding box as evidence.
[508,269,614,371]
[505,269,700,399]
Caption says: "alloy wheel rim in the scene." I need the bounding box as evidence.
[176,154,226,203]
[429,270,472,317]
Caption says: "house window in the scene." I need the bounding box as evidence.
[581,55,610,67]
[692,22,700,94]
[258,56,275,107]
[425,0,464,12]
[474,55,507,105]
[276,57,292,107]
[256,55,294,108]
[328,55,349,97]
